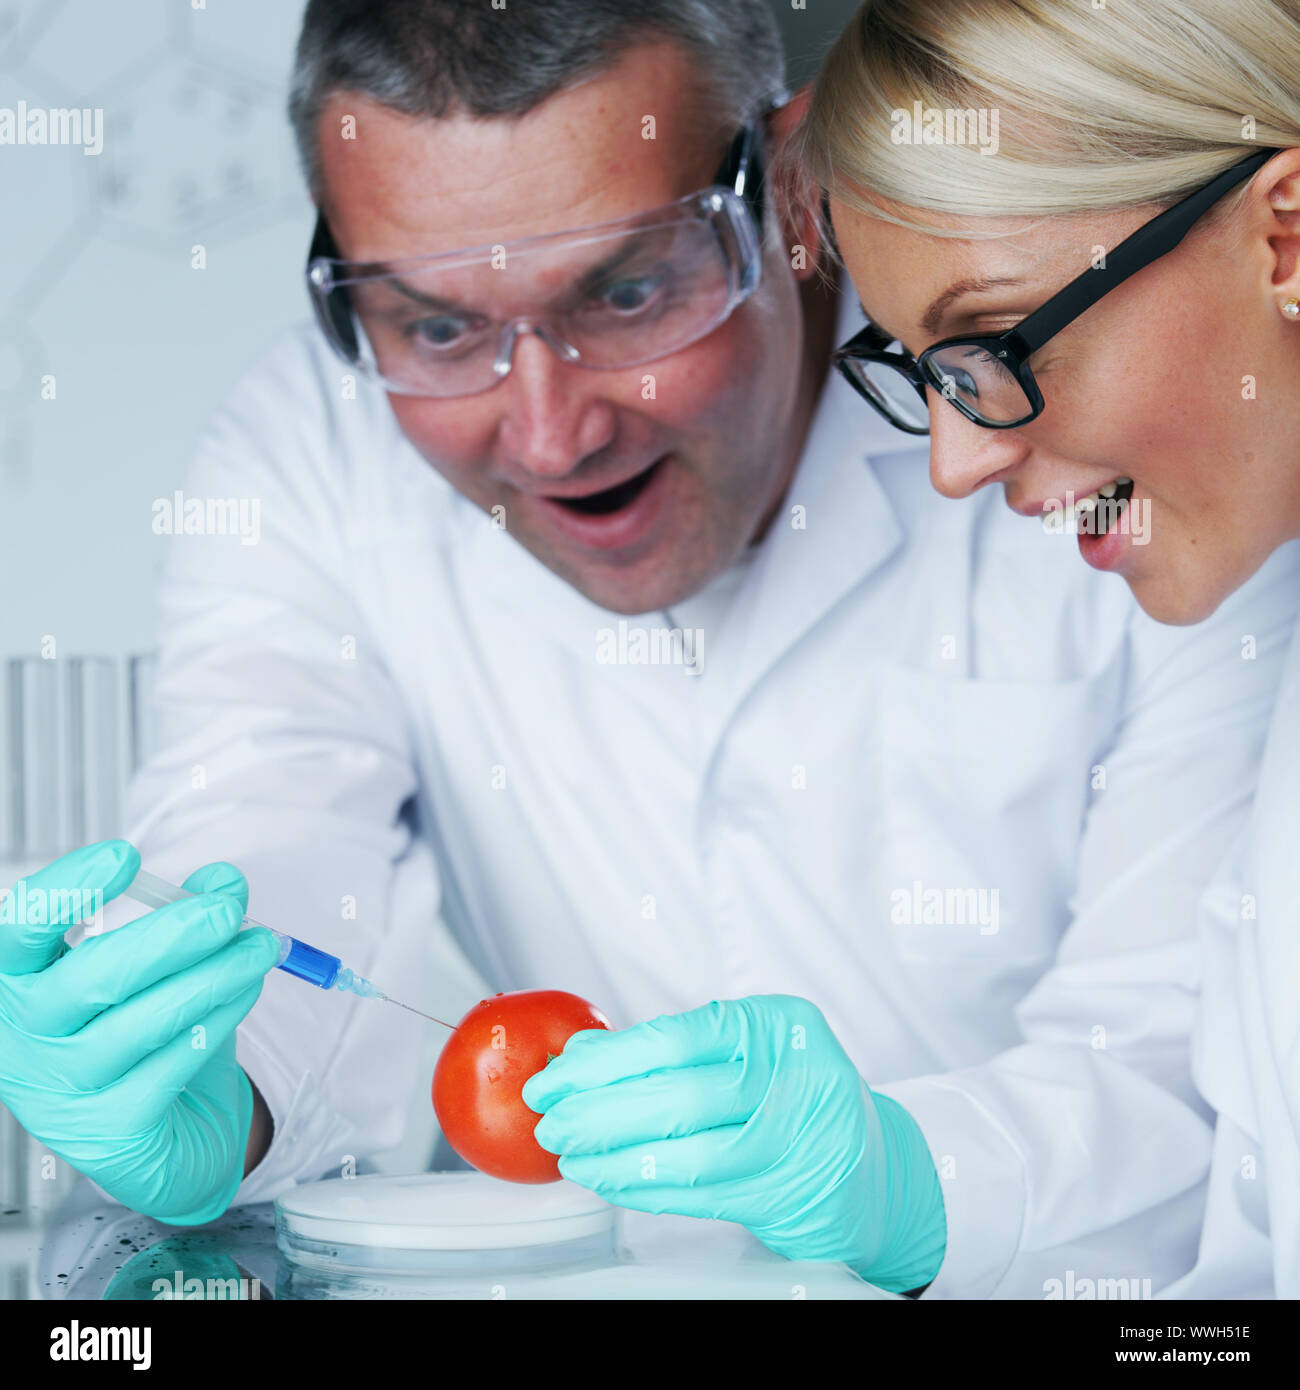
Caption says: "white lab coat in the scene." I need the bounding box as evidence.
[121,288,1300,1298]
[1164,616,1300,1299]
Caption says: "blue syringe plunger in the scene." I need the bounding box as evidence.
[122,867,449,1022]
[277,936,341,989]
[123,867,381,997]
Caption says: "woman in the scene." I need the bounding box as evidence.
[794,0,1300,1297]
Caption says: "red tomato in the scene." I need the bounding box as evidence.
[432,989,611,1184]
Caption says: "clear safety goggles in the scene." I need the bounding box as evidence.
[304,122,767,399]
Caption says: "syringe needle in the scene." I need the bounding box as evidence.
[378,993,456,1030]
[122,868,460,1028]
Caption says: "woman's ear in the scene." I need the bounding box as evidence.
[765,85,830,284]
[1261,148,1300,308]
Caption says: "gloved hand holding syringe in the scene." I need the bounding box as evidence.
[0,839,463,1229]
[124,867,455,1029]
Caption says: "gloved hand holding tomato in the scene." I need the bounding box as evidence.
[432,988,610,1183]
[518,993,949,1294]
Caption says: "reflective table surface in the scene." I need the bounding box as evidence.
[3,1174,897,1301]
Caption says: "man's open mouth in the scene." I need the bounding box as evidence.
[550,458,664,515]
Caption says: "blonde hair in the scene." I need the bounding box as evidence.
[792,0,1300,238]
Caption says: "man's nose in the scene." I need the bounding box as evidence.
[926,393,1031,499]
[497,330,617,479]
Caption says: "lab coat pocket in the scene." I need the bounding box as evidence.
[878,661,1124,971]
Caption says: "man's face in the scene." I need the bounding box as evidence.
[316,42,807,614]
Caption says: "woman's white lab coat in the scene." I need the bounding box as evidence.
[1167,618,1300,1299]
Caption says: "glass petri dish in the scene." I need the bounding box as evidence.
[275,1172,616,1280]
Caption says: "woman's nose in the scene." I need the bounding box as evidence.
[926,392,1031,499]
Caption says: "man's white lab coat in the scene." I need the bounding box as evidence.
[1165,616,1300,1300]
[124,292,1300,1298]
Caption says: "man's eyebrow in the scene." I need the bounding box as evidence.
[570,238,647,299]
[388,278,465,313]
[365,234,658,314]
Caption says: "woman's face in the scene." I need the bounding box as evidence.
[830,157,1300,624]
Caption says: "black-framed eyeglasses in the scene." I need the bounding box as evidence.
[303,118,771,398]
[833,147,1279,433]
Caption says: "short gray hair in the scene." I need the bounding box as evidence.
[288,0,787,197]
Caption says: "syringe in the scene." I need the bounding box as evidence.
[124,868,454,1028]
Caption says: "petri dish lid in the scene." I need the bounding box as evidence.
[276,1172,614,1251]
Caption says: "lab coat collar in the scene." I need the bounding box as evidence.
[456,285,910,710]
[685,304,909,739]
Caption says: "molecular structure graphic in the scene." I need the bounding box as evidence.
[0,0,307,488]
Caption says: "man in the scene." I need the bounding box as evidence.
[4,0,1297,1297]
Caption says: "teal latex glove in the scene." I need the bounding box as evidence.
[522,994,947,1293]
[0,840,281,1226]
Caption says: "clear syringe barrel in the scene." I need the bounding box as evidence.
[124,867,346,990]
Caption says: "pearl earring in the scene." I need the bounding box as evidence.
[1284,298,1300,320]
